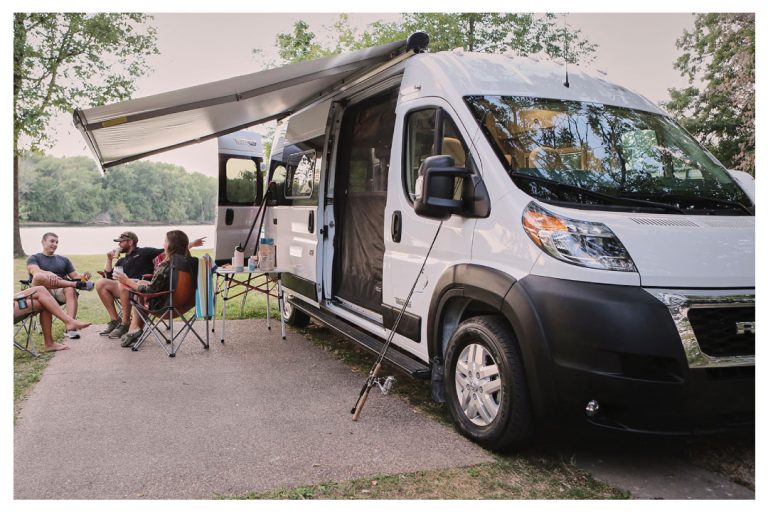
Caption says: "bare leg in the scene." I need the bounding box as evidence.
[120,286,132,326]
[31,273,77,289]
[22,287,91,332]
[39,310,68,352]
[125,280,150,332]
[62,287,78,319]
[95,279,120,321]
[129,312,145,332]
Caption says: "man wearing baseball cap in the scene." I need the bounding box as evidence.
[96,231,205,338]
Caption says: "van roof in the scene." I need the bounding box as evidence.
[402,51,665,116]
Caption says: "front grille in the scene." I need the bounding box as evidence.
[687,307,755,357]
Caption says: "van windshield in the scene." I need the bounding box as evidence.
[465,96,753,215]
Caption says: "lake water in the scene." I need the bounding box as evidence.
[20,225,216,255]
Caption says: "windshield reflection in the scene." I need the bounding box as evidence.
[465,96,753,214]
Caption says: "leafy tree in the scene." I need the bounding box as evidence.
[19,154,217,225]
[273,13,596,65]
[276,20,331,63]
[14,13,158,256]
[664,14,754,174]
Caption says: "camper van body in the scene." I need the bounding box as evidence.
[259,51,754,448]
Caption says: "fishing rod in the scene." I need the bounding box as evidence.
[239,181,276,259]
[351,220,444,421]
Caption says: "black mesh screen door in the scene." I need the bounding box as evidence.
[332,90,398,314]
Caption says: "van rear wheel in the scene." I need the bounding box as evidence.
[444,315,533,451]
[281,298,310,327]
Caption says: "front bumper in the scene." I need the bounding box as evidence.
[506,276,755,434]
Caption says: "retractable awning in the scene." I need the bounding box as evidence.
[74,39,408,169]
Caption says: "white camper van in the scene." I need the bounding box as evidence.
[75,34,755,451]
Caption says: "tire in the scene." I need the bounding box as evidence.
[444,315,533,451]
[281,297,310,327]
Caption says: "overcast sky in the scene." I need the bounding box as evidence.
[46,12,698,177]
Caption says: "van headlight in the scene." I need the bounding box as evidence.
[522,202,637,272]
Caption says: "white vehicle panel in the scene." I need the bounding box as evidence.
[608,216,755,288]
[270,206,317,285]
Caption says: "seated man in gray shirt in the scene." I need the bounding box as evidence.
[26,232,93,339]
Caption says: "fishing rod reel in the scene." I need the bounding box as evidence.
[375,375,396,395]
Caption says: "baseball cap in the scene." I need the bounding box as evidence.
[114,231,138,243]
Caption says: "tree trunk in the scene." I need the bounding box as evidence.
[14,153,25,257]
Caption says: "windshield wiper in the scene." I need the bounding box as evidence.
[510,172,687,214]
[654,194,754,215]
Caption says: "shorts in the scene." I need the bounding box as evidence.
[50,287,78,304]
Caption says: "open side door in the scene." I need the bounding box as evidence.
[266,102,331,305]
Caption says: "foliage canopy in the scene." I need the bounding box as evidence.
[272,13,596,65]
[14,13,158,153]
[664,14,754,174]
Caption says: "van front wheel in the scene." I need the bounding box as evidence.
[444,315,533,451]
[281,298,310,327]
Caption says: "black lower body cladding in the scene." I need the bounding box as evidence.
[502,275,754,433]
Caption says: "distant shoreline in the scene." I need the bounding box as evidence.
[20,221,215,228]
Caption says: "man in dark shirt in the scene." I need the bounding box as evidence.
[26,232,94,339]
[96,231,205,338]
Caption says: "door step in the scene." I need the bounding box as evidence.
[290,298,431,379]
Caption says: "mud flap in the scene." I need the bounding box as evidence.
[431,356,446,403]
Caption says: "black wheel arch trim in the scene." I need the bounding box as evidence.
[427,264,516,361]
[428,264,556,419]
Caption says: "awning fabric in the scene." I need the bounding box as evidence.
[74,39,407,169]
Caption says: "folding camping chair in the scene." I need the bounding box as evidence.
[14,288,40,357]
[128,255,209,357]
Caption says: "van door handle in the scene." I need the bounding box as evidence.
[391,210,402,243]
[225,208,234,226]
[308,211,315,234]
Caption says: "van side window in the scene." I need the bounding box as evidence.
[268,135,324,206]
[285,149,316,198]
[221,156,263,205]
[404,108,471,202]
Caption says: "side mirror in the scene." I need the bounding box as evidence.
[414,155,471,219]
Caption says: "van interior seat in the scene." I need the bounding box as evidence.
[482,111,514,168]
[441,137,466,167]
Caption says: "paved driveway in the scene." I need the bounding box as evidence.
[14,320,492,499]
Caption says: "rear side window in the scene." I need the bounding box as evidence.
[285,149,316,199]
[219,156,264,205]
[403,108,471,201]
[268,136,324,206]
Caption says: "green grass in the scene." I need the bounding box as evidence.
[226,457,629,500]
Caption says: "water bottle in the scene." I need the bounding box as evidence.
[233,244,244,271]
